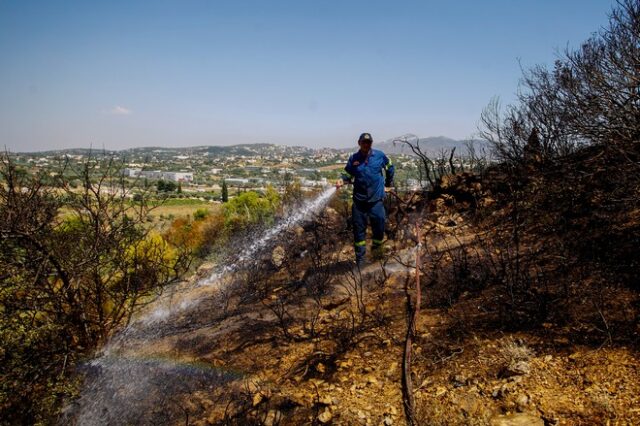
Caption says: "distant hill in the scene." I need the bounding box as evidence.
[16,144,320,157]
[122,144,318,157]
[16,138,489,158]
[19,148,120,156]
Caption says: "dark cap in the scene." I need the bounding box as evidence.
[358,133,373,143]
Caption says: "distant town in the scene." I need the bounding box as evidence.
[8,140,489,202]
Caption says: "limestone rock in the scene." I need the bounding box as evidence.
[516,394,530,412]
[319,395,333,405]
[490,413,544,426]
[271,245,286,267]
[459,395,483,416]
[318,408,333,424]
[452,374,467,387]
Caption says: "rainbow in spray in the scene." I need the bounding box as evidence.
[68,186,338,423]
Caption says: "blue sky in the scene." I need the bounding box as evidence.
[0,0,616,151]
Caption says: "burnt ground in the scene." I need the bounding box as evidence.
[71,151,640,425]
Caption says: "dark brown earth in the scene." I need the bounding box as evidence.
[97,149,640,425]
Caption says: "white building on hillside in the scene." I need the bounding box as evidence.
[122,168,141,177]
[134,170,193,182]
[163,172,193,182]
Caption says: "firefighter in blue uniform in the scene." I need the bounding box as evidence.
[337,132,395,266]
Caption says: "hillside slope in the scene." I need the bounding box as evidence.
[67,141,640,425]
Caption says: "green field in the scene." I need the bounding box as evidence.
[145,198,220,225]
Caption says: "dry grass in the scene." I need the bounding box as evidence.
[149,203,217,220]
[58,200,219,230]
[498,337,534,364]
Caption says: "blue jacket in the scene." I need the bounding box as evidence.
[343,149,394,203]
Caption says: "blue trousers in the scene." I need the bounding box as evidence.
[352,199,386,261]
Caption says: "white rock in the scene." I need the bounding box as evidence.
[318,409,332,424]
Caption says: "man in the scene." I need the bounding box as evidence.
[337,132,395,266]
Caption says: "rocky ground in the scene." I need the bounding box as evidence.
[82,168,640,425]
[123,270,639,424]
[169,259,640,425]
